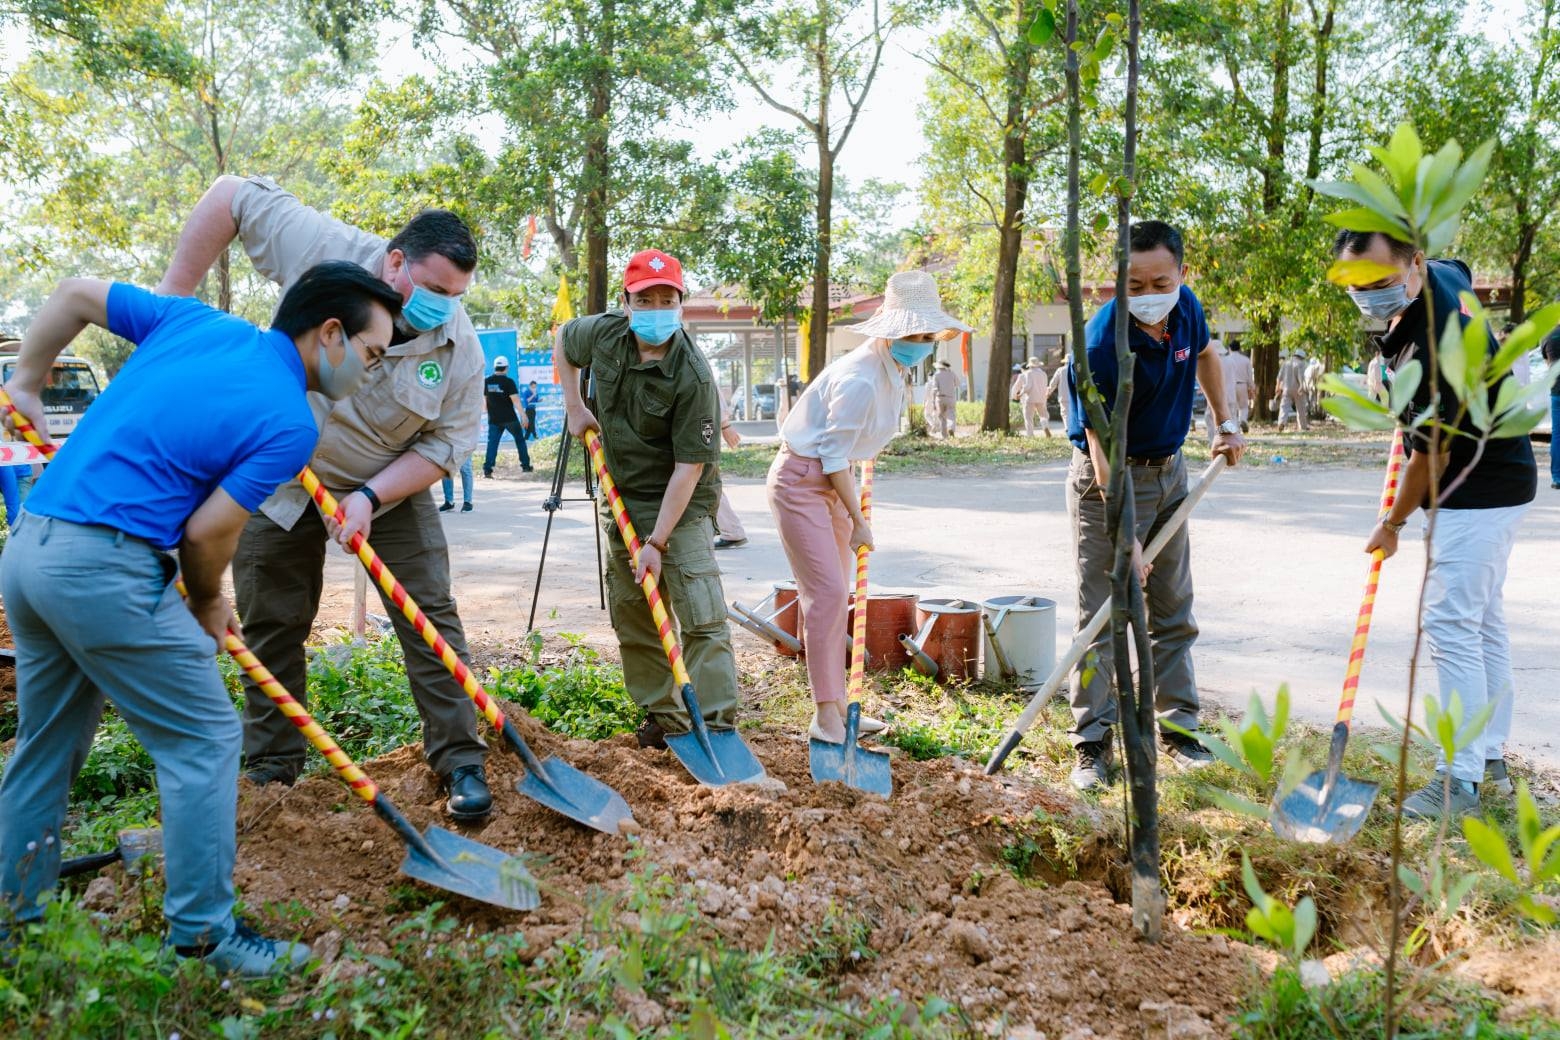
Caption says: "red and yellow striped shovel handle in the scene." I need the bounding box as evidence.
[847,460,875,703]
[184,582,381,803]
[581,429,694,689]
[297,467,512,738]
[1336,430,1406,726]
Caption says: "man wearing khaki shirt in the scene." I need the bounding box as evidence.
[157,176,493,821]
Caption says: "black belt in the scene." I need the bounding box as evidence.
[1126,454,1175,468]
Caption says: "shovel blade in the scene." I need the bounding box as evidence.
[809,704,893,798]
[399,825,541,911]
[1270,769,1380,844]
[662,684,766,786]
[665,728,767,786]
[517,756,637,835]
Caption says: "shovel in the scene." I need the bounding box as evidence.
[984,455,1229,774]
[211,615,540,911]
[582,429,765,785]
[299,469,635,836]
[810,460,893,797]
[1270,432,1404,843]
[59,828,163,879]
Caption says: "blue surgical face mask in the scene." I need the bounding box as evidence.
[402,271,462,332]
[629,307,682,346]
[1348,283,1412,322]
[889,339,935,368]
[318,324,370,400]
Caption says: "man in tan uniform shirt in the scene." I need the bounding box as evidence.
[1275,350,1309,432]
[157,176,493,821]
[927,359,962,438]
[1019,357,1051,436]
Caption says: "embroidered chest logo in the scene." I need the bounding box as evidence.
[417,361,444,388]
[1174,346,1191,362]
[701,417,715,445]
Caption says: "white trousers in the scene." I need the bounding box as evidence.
[1421,503,1527,781]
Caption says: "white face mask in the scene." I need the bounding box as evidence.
[1127,289,1180,325]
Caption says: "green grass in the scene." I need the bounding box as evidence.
[484,635,640,740]
[0,869,968,1040]
[1234,963,1560,1040]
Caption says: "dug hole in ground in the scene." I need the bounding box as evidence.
[4,452,1560,1036]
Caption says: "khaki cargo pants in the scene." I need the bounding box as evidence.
[602,513,740,732]
[234,490,488,780]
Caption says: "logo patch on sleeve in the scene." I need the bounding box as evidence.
[1174,346,1191,362]
[417,361,444,388]
[701,417,715,445]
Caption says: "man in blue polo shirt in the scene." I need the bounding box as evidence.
[0,261,399,975]
[1064,220,1247,791]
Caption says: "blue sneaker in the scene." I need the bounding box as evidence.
[176,922,311,977]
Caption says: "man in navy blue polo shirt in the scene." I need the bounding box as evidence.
[1064,220,1247,791]
[0,261,400,975]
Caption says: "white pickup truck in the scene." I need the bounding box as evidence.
[0,346,103,441]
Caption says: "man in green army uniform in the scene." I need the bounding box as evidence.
[557,249,739,747]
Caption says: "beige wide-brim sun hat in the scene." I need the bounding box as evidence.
[844,270,973,342]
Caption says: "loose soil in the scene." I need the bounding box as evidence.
[228,724,1256,1037]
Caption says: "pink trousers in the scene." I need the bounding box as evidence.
[766,449,855,704]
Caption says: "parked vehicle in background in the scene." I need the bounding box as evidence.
[0,346,102,440]
[751,383,777,420]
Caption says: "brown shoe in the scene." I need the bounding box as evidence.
[636,718,668,749]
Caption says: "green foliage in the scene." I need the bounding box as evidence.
[1241,852,1318,961]
[1463,782,1560,925]
[484,637,639,741]
[1234,963,1557,1040]
[300,637,425,764]
[68,712,157,802]
[709,130,817,323]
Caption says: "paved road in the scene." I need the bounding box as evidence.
[317,447,1560,766]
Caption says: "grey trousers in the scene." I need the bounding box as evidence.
[0,513,239,946]
[1065,452,1201,746]
[233,490,486,780]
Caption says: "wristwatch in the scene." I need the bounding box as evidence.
[1217,419,1241,436]
[1382,518,1407,533]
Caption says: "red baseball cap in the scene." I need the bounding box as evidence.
[623,249,685,295]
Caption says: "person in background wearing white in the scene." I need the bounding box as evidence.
[1019,357,1051,437]
[713,382,748,549]
[767,271,970,743]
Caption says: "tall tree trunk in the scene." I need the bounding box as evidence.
[1249,0,1292,418]
[1510,217,1536,325]
[583,0,614,315]
[1252,320,1280,421]
[806,10,833,384]
[984,6,1033,432]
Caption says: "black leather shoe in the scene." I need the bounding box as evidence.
[713,537,748,550]
[243,762,299,787]
[636,718,668,749]
[442,764,492,822]
[439,501,455,512]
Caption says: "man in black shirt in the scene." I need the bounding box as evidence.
[1333,229,1537,820]
[482,356,532,476]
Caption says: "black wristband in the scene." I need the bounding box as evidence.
[356,484,382,511]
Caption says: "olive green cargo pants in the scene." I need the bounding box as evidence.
[602,513,740,732]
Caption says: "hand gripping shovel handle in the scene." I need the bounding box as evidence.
[1322,430,1405,783]
[984,454,1230,774]
[297,469,550,780]
[1,391,55,460]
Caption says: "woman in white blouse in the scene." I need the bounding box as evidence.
[767,271,971,743]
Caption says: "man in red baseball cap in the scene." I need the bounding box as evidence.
[556,249,746,751]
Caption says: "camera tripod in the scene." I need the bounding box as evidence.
[526,424,607,632]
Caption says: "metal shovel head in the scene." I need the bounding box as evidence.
[810,703,893,798]
[1270,768,1381,845]
[399,825,541,911]
[662,684,766,786]
[517,756,636,835]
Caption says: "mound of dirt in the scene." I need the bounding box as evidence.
[1,602,14,707]
[231,716,1258,1037]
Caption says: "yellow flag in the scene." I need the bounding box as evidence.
[551,274,575,325]
[797,309,812,383]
